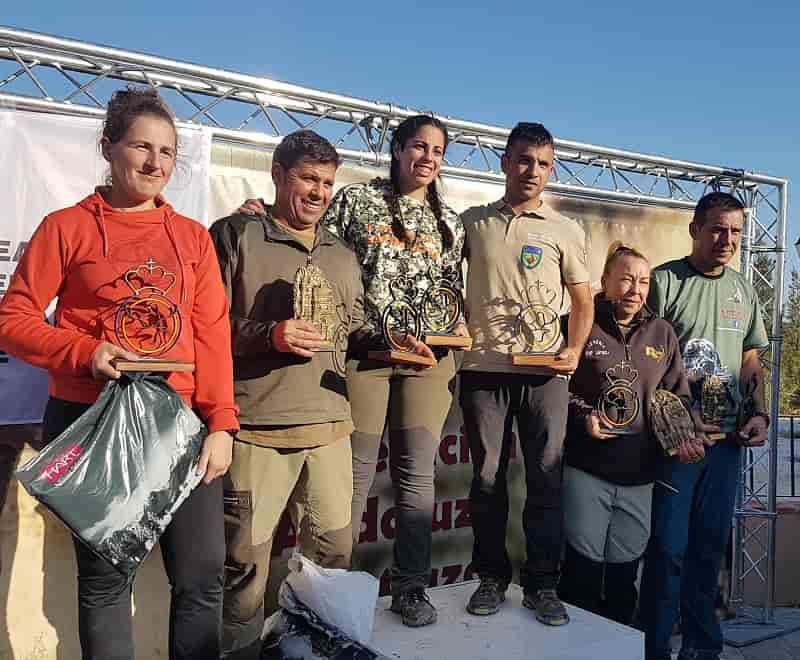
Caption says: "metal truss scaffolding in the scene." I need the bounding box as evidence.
[0,25,791,643]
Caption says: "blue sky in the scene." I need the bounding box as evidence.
[6,1,799,272]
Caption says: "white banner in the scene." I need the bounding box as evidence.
[0,110,213,425]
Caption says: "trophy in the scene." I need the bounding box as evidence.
[596,361,640,435]
[510,280,562,368]
[293,256,336,352]
[113,258,194,373]
[421,266,471,350]
[737,374,760,441]
[701,374,729,442]
[367,271,436,367]
[650,389,695,456]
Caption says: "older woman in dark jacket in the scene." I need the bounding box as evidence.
[558,242,694,626]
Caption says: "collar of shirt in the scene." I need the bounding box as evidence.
[490,198,557,222]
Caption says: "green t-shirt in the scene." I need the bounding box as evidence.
[647,258,769,431]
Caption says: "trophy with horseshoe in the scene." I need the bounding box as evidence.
[420,265,472,350]
[509,280,562,369]
[113,258,194,372]
[367,269,436,367]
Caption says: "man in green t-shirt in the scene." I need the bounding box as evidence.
[639,192,770,660]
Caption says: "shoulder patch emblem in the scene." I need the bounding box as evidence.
[646,345,666,361]
[521,244,543,269]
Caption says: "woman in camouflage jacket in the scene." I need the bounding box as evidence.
[322,115,466,628]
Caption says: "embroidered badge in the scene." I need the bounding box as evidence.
[646,345,666,361]
[521,245,543,269]
[584,338,610,359]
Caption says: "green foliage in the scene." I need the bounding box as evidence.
[780,269,800,414]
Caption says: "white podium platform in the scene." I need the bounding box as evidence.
[370,581,644,660]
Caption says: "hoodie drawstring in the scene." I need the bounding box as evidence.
[163,207,188,304]
[94,203,110,258]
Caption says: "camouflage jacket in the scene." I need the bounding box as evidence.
[322,177,465,337]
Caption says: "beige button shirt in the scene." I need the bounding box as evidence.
[461,198,589,374]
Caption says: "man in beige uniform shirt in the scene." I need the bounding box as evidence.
[459,122,594,625]
[211,131,371,660]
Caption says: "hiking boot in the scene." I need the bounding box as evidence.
[390,588,437,627]
[466,577,507,615]
[523,588,570,626]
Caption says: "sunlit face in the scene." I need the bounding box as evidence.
[271,158,337,231]
[392,124,446,193]
[501,140,554,206]
[690,208,743,269]
[602,255,651,320]
[102,114,177,207]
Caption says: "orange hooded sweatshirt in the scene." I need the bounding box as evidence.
[0,190,238,433]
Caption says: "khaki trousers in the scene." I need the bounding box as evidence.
[221,435,353,658]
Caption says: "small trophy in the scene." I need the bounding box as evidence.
[368,272,436,367]
[650,389,695,456]
[421,266,471,350]
[294,257,336,352]
[596,361,640,435]
[701,375,729,442]
[510,280,562,368]
[113,258,194,373]
[736,374,760,440]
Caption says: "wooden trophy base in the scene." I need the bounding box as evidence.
[368,350,437,367]
[424,334,473,350]
[114,359,196,373]
[510,353,560,369]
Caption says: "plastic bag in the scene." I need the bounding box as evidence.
[260,580,390,660]
[284,552,379,644]
[15,373,205,579]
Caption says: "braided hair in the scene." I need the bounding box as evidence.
[387,114,452,248]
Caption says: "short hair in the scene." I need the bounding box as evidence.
[693,192,745,226]
[272,130,341,171]
[602,240,649,280]
[103,85,176,147]
[505,122,554,153]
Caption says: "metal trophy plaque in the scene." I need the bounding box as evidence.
[650,389,695,456]
[294,257,336,352]
[510,280,561,368]
[421,266,471,350]
[368,271,435,367]
[113,258,194,373]
[596,361,640,435]
[701,374,729,442]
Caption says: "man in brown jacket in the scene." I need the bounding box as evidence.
[211,131,369,659]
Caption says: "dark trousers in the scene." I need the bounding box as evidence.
[639,441,741,660]
[559,542,640,625]
[460,371,567,592]
[43,397,225,660]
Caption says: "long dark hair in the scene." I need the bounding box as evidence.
[387,114,451,246]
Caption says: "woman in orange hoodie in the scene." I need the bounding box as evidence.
[0,87,238,660]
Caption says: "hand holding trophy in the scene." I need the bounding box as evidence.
[596,361,640,435]
[113,258,194,373]
[368,271,436,367]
